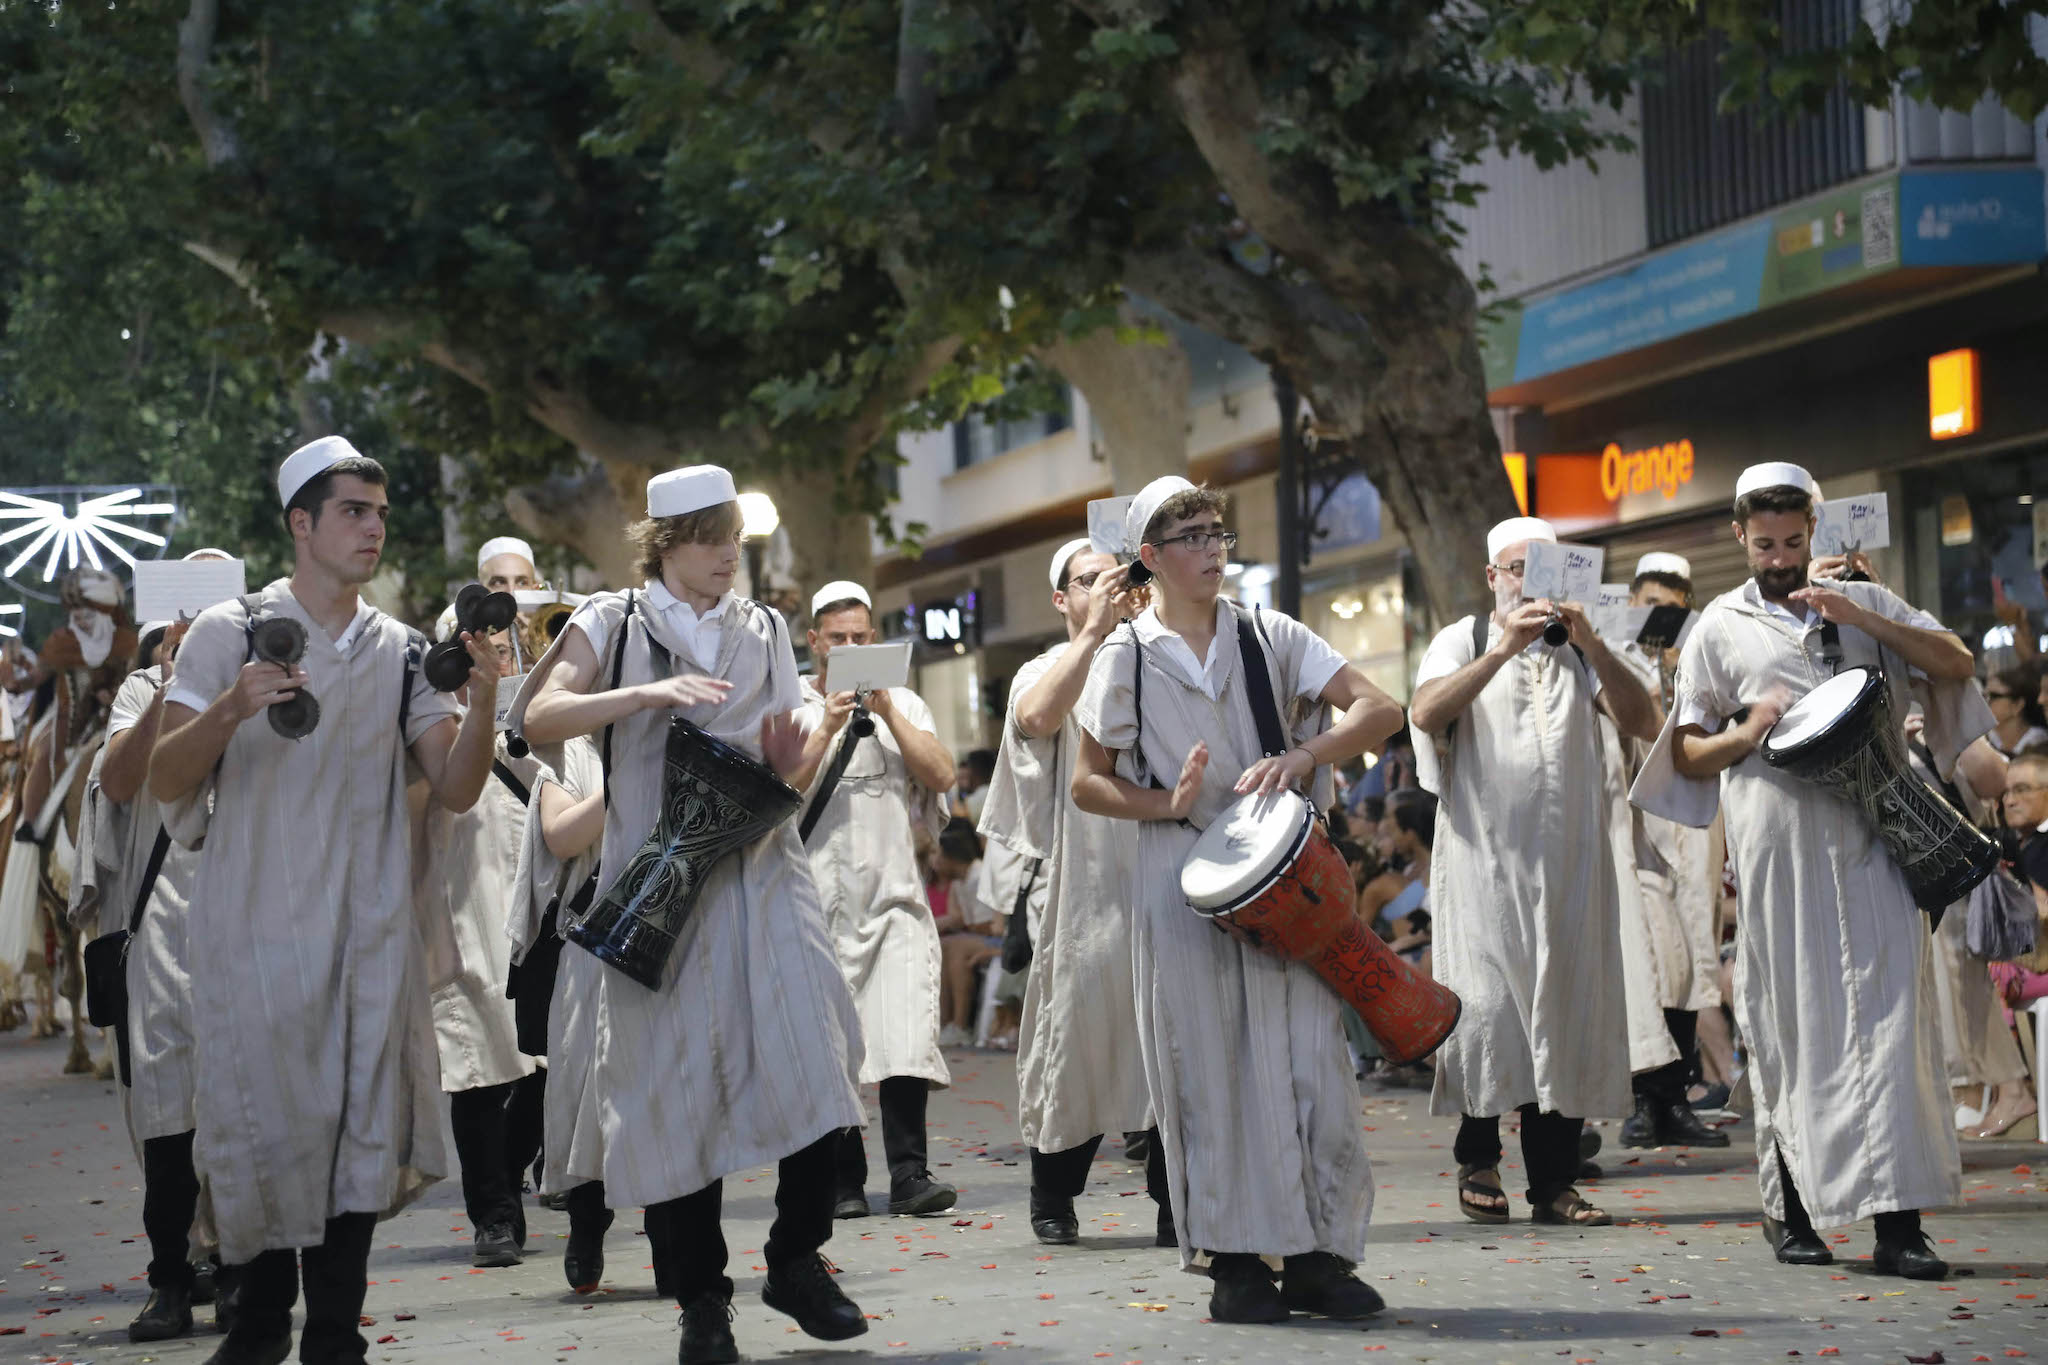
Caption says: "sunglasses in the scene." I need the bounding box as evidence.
[1985,690,2019,701]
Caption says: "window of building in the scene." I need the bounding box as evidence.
[952,389,1072,470]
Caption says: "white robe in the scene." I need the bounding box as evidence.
[168,580,457,1262]
[508,737,607,1195]
[1414,618,1632,1121]
[795,680,949,1087]
[1631,578,1984,1226]
[1076,601,1367,1269]
[980,643,1151,1154]
[506,590,864,1208]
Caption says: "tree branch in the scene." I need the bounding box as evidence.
[176,0,239,167]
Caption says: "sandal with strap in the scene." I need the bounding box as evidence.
[1457,1163,1510,1224]
[1532,1187,1612,1226]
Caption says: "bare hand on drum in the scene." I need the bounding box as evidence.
[1497,601,1552,655]
[1235,746,1314,797]
[227,660,310,721]
[638,672,734,714]
[1740,685,1793,744]
[1168,741,1209,820]
[1787,582,1867,629]
[760,710,808,782]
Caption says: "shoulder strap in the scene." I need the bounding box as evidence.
[127,826,172,937]
[491,759,531,806]
[239,594,262,660]
[1231,604,1288,759]
[600,591,637,810]
[398,628,426,738]
[798,715,865,845]
[1470,610,1487,659]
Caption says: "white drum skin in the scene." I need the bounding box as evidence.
[1180,790,1316,912]
[1764,666,1876,755]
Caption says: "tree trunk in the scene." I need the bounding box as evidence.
[1037,297,1193,493]
[766,470,876,615]
[503,457,640,587]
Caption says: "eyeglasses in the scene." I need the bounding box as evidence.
[1067,570,1106,591]
[1489,559,1525,577]
[1151,529,1238,553]
[1985,690,2018,701]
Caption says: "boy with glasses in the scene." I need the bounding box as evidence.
[1073,477,1406,1325]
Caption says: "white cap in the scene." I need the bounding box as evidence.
[73,568,123,607]
[277,435,364,508]
[810,580,871,618]
[476,536,536,575]
[1486,516,1557,561]
[646,465,738,519]
[1124,475,1197,555]
[1634,551,1693,580]
[1733,461,1818,499]
[1048,537,1094,590]
[183,547,235,561]
[138,619,173,639]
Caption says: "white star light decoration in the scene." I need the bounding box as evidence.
[0,603,20,638]
[0,487,180,591]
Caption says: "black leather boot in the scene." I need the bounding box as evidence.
[1873,1211,1948,1281]
[1653,1101,1730,1148]
[676,1284,738,1365]
[1208,1253,1289,1324]
[1281,1251,1385,1319]
[1618,1096,1660,1149]
[761,1253,868,1341]
[887,1171,957,1216]
[129,1284,195,1341]
[1761,1215,1833,1265]
[1030,1188,1079,1245]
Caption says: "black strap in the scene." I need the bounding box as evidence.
[798,717,865,845]
[491,759,531,806]
[1910,737,1971,817]
[1818,620,1844,675]
[1000,856,1041,973]
[599,590,637,810]
[1470,609,1488,661]
[1232,604,1288,759]
[399,630,424,737]
[127,826,172,937]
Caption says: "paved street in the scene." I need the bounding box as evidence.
[2,1025,2041,1365]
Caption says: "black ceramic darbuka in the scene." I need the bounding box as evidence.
[567,716,801,989]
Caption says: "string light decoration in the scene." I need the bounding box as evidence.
[0,603,21,638]
[0,484,181,603]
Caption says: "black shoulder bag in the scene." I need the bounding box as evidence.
[999,856,1043,973]
[84,823,171,1087]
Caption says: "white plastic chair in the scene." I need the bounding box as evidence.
[973,957,1005,1047]
[2031,997,2048,1147]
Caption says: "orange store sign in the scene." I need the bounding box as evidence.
[1600,439,1695,501]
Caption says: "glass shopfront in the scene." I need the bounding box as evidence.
[1901,445,2048,662]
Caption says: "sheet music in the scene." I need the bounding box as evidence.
[823,641,912,695]
[132,558,247,623]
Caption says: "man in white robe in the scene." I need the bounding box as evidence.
[517,466,870,1364]
[1633,460,1983,1280]
[419,606,541,1269]
[979,538,1159,1247]
[151,438,501,1365]
[1409,515,1656,1229]
[1612,554,1729,1150]
[790,580,958,1218]
[1074,477,1404,1326]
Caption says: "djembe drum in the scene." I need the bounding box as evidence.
[1760,665,1998,910]
[1180,790,1462,1064]
[567,715,801,989]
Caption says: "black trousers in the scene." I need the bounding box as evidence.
[141,1130,202,1291]
[448,1080,527,1240]
[1029,1128,1168,1206]
[227,1211,377,1363]
[835,1075,928,1193]
[505,1069,546,1191]
[646,1129,837,1303]
[1632,1008,1700,1103]
[1454,1105,1584,1209]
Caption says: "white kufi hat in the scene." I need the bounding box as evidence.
[646,465,738,519]
[1486,516,1557,561]
[810,580,871,618]
[1635,551,1693,580]
[1048,537,1094,590]
[476,536,536,575]
[1123,476,1197,556]
[1733,461,1818,498]
[277,435,365,508]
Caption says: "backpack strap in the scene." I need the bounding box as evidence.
[398,628,426,739]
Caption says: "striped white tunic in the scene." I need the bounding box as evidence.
[1076,603,1368,1269]
[981,643,1151,1153]
[168,581,456,1262]
[508,591,864,1208]
[795,680,949,1087]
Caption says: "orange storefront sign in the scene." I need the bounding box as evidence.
[1600,439,1695,501]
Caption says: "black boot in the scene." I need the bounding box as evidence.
[676,1284,738,1365]
[832,1188,870,1219]
[1030,1189,1079,1245]
[564,1183,613,1292]
[203,1329,293,1365]
[1652,1101,1730,1148]
[1873,1211,1948,1281]
[1208,1253,1289,1324]
[203,1251,292,1365]
[1122,1130,1152,1165]
[472,1221,522,1268]
[1281,1251,1385,1319]
[129,1284,195,1342]
[887,1170,957,1216]
[1618,1096,1660,1149]
[1155,1205,1178,1249]
[191,1255,220,1306]
[1761,1216,1833,1265]
[761,1252,868,1341]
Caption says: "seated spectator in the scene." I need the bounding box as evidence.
[1984,667,2048,757]
[952,748,996,822]
[929,820,1001,1046]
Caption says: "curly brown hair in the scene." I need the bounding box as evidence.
[628,500,743,581]
[1141,486,1229,544]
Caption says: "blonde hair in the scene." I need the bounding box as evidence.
[628,501,743,581]
[1142,486,1229,544]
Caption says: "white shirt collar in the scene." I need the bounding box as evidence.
[1131,598,1235,697]
[329,601,375,652]
[1743,578,1819,628]
[645,578,733,627]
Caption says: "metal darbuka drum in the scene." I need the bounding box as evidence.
[1180,790,1462,1065]
[567,715,802,988]
[1760,665,1999,911]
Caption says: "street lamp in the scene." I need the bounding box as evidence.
[738,492,779,600]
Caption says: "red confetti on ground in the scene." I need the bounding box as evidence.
[376,1334,396,1344]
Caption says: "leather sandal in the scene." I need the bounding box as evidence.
[1531,1188,1611,1226]
[1457,1164,1510,1224]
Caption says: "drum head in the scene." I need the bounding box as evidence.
[1764,666,1876,756]
[1181,790,1312,911]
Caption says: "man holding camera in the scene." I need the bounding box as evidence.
[1410,515,1656,1229]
